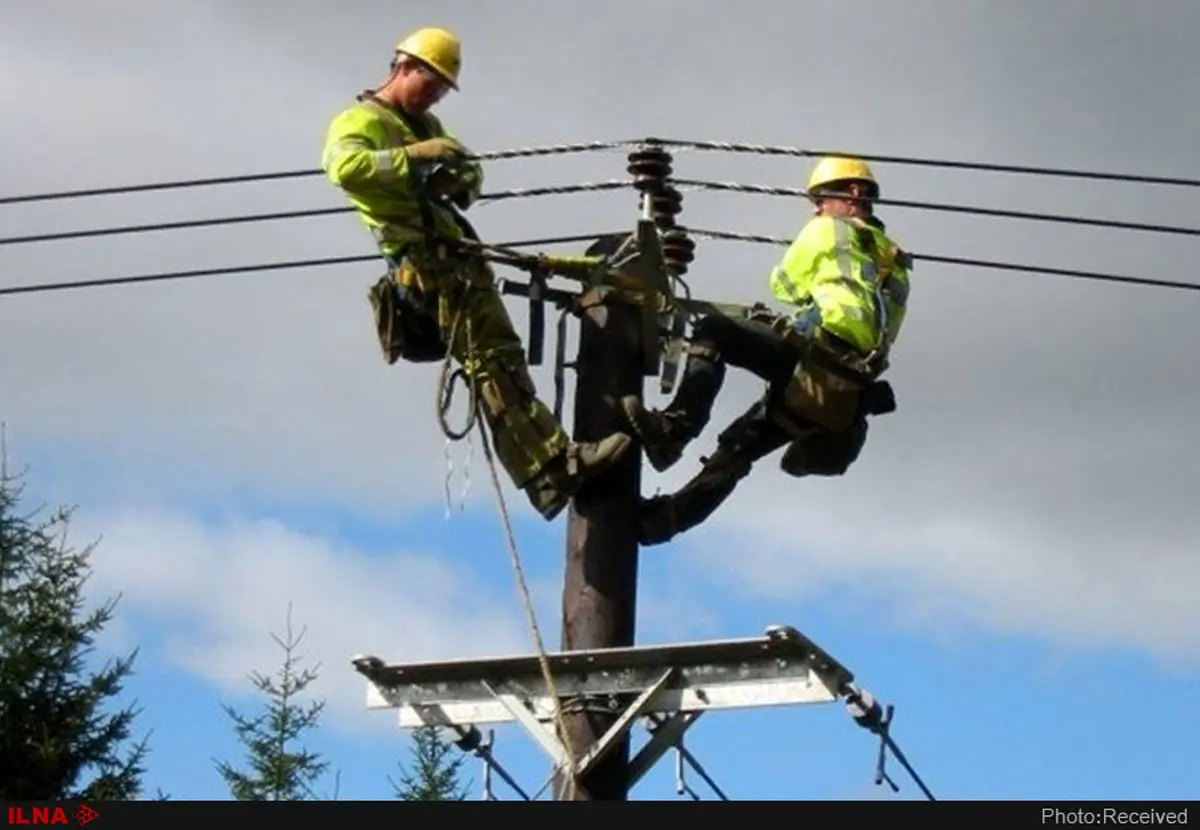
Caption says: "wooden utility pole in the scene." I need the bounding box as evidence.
[556,291,645,801]
[554,141,692,801]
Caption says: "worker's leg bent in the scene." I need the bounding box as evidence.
[449,283,632,520]
[638,395,792,546]
[621,314,800,472]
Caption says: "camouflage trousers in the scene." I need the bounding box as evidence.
[368,247,569,490]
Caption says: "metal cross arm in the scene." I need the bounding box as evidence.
[351,624,855,797]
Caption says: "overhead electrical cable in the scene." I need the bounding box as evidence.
[3,179,1199,248]
[3,233,1196,298]
[3,137,1199,207]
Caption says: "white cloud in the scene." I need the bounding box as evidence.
[73,508,535,732]
[675,441,1200,665]
[3,0,1200,673]
[66,503,730,738]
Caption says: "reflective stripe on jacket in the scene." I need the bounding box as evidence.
[321,94,484,256]
[768,215,911,355]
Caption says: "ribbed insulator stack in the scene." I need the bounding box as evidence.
[627,140,695,276]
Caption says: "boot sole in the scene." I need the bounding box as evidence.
[575,435,634,483]
[619,398,683,473]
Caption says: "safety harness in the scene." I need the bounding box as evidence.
[356,92,472,365]
[770,217,910,436]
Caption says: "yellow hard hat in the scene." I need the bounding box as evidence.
[807,156,879,197]
[395,27,462,89]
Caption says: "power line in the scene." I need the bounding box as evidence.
[0,254,376,296]
[0,206,351,246]
[655,138,1200,189]
[0,142,637,206]
[4,137,1199,207]
[687,227,1200,293]
[4,177,1198,248]
[2,234,1196,298]
[0,231,611,297]
[671,179,1200,239]
[0,183,634,247]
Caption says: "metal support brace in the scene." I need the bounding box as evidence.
[660,304,688,395]
[627,710,702,787]
[573,668,676,777]
[472,670,678,791]
[553,307,571,422]
[353,624,854,799]
[526,266,548,366]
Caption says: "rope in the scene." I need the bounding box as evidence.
[669,178,1200,238]
[436,309,478,441]
[434,283,582,801]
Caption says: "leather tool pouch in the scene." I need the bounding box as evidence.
[367,273,446,364]
[783,354,864,433]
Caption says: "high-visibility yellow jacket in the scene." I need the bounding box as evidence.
[321,92,484,258]
[768,215,912,356]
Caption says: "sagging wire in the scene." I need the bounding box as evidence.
[0,140,641,206]
[669,178,1200,239]
[0,186,633,249]
[5,134,1199,208]
[3,231,1198,299]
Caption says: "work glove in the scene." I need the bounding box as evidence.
[426,165,481,210]
[404,136,467,165]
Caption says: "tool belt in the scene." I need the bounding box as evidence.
[367,250,449,365]
[367,233,497,366]
[770,314,892,434]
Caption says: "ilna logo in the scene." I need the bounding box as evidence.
[6,804,98,826]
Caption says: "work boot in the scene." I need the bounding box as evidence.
[619,395,690,472]
[620,345,724,471]
[636,445,753,545]
[637,494,680,546]
[523,433,634,521]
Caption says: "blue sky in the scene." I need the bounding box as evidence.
[3,0,1200,803]
[14,443,1199,801]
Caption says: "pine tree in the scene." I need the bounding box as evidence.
[389,725,471,800]
[214,604,337,800]
[0,447,151,800]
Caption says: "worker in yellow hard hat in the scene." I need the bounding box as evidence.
[320,29,632,521]
[620,156,913,545]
